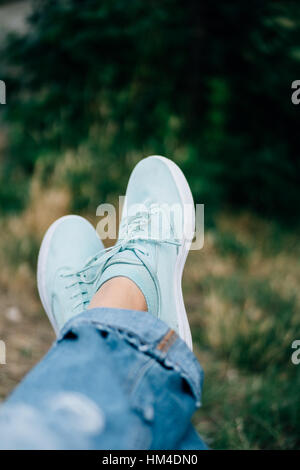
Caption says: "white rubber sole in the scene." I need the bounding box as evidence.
[150,155,195,350]
[37,215,94,336]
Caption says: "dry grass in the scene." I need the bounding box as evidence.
[0,181,299,448]
[0,178,70,399]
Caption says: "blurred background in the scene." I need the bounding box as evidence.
[0,0,299,449]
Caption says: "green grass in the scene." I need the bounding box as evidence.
[185,217,300,449]
[0,192,299,449]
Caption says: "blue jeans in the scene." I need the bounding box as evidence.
[0,308,207,449]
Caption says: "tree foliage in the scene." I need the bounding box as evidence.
[1,0,299,221]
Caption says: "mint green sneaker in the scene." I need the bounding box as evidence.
[37,215,104,335]
[75,156,195,349]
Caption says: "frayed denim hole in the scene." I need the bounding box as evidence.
[182,377,195,399]
[98,330,109,339]
[64,330,78,340]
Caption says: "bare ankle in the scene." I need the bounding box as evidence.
[88,276,148,312]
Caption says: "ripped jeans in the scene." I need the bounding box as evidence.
[0,308,207,449]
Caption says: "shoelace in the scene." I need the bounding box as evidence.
[59,271,90,311]
[61,205,181,303]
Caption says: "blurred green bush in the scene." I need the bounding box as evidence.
[0,0,299,222]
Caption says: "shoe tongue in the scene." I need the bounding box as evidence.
[108,241,157,270]
[96,246,159,316]
[108,248,142,265]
